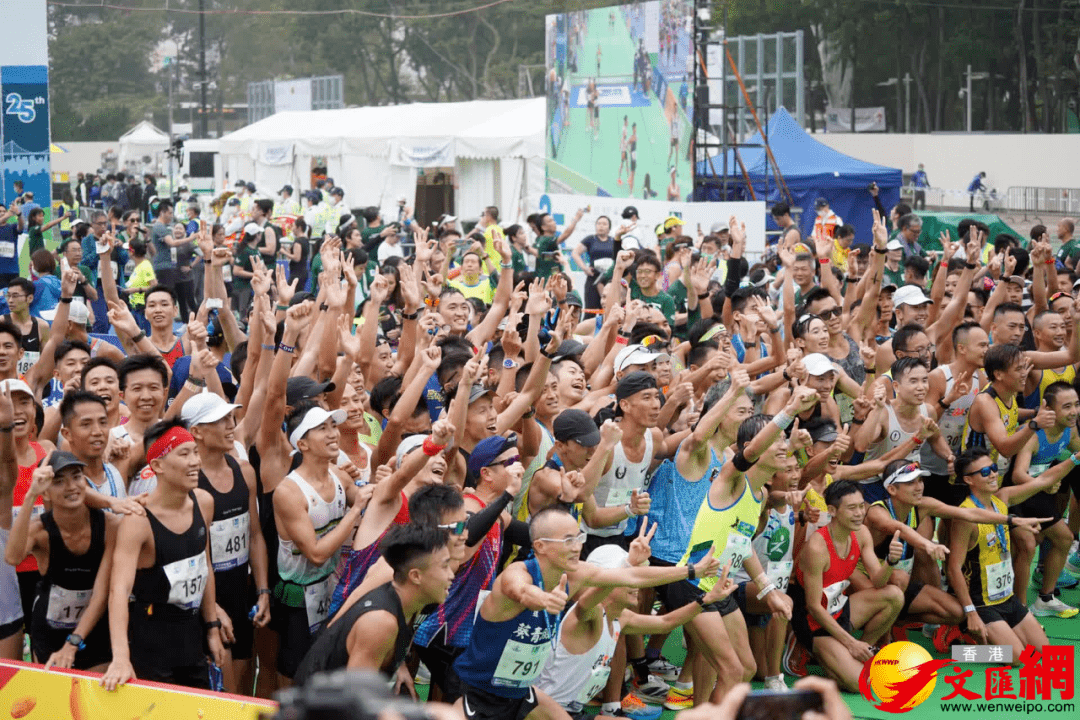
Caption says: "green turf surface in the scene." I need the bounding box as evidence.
[549,8,694,202]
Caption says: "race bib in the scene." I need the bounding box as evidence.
[576,665,612,705]
[12,504,45,523]
[606,486,633,507]
[162,553,208,611]
[766,560,794,592]
[209,513,250,571]
[0,241,14,259]
[896,556,915,573]
[111,260,120,281]
[170,247,178,264]
[45,585,91,629]
[491,639,551,688]
[823,579,850,615]
[222,264,233,283]
[304,578,332,633]
[718,533,752,571]
[985,556,1014,603]
[16,351,40,378]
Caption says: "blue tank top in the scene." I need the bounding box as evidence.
[1031,427,1072,474]
[453,556,560,699]
[647,443,724,563]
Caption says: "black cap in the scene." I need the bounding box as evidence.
[288,291,315,307]
[553,409,601,447]
[246,182,256,192]
[814,197,829,209]
[805,417,839,444]
[621,205,639,219]
[330,187,344,198]
[615,371,658,402]
[551,339,586,363]
[47,451,87,474]
[564,291,583,309]
[286,377,335,407]
[280,184,294,194]
[234,179,246,187]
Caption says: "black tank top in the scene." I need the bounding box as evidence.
[37,509,107,621]
[1,315,41,352]
[131,493,208,611]
[198,455,250,573]
[293,582,412,686]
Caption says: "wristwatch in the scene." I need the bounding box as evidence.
[503,358,518,370]
[65,633,84,648]
[1028,419,1039,431]
[963,604,976,614]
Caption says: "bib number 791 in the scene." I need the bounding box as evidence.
[5,93,38,123]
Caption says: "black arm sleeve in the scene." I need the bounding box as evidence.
[873,195,889,226]
[503,519,532,547]
[724,256,748,299]
[465,491,514,547]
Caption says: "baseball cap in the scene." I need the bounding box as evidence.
[710,220,730,234]
[47,451,87,475]
[1004,275,1025,287]
[621,206,639,220]
[330,187,344,198]
[286,377,335,407]
[615,344,669,373]
[814,197,829,209]
[243,222,263,237]
[886,238,903,251]
[468,385,493,405]
[467,434,518,477]
[279,184,294,194]
[551,339,586,364]
[615,371,658,403]
[234,180,246,187]
[227,197,240,206]
[587,544,630,569]
[747,267,773,288]
[805,418,839,445]
[893,285,934,307]
[883,462,929,488]
[41,299,89,326]
[553,409,601,448]
[181,391,242,426]
[245,182,256,192]
[396,434,428,465]
[803,353,837,377]
[564,291,583,309]
[288,406,346,449]
[0,378,34,397]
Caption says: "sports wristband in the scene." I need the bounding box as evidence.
[963,604,976,614]
[257,588,271,596]
[319,302,329,312]
[624,503,636,518]
[278,342,295,353]
[205,620,222,630]
[401,310,419,320]
[187,376,206,388]
[500,261,513,269]
[539,345,557,359]
[818,258,830,265]
[773,410,794,431]
[687,564,696,581]
[59,296,73,304]
[614,335,629,345]
[276,303,288,311]
[261,343,275,351]
[756,583,777,601]
[131,331,147,343]
[422,437,447,456]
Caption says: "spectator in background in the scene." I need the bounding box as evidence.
[123,240,155,334]
[968,171,987,212]
[911,163,930,210]
[895,214,924,259]
[29,250,61,317]
[25,207,65,256]
[56,190,79,241]
[0,203,24,286]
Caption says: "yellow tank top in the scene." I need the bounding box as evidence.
[1038,366,1077,405]
[803,473,833,516]
[959,494,1013,606]
[677,478,762,592]
[961,387,1018,473]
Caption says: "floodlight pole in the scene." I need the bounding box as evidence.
[199,0,208,138]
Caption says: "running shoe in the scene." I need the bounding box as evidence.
[1065,548,1080,576]
[630,675,670,704]
[1033,566,1080,591]
[933,624,963,655]
[616,694,663,720]
[764,675,789,692]
[663,685,694,711]
[1031,595,1080,619]
[415,661,431,685]
[646,656,681,681]
[782,633,811,678]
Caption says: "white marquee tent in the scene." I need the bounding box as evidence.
[118,121,170,171]
[216,97,545,223]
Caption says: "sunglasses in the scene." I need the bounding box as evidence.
[816,307,842,320]
[640,334,666,348]
[438,521,466,536]
[489,454,521,468]
[964,463,999,478]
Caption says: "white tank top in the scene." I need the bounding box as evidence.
[537,605,621,710]
[515,419,554,517]
[0,528,24,626]
[87,463,127,501]
[587,430,654,537]
[276,470,347,587]
[921,366,976,474]
[863,404,928,484]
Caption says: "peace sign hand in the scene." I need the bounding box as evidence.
[628,520,657,566]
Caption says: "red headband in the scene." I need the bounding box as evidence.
[146,427,195,464]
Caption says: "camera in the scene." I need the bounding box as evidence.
[867,182,877,192]
[263,670,431,720]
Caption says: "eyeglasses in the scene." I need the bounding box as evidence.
[964,463,999,478]
[438,521,466,536]
[535,532,587,549]
[816,307,842,320]
[6,293,25,302]
[488,454,521,468]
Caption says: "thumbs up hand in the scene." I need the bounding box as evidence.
[888,530,904,566]
[1035,401,1056,430]
[541,574,570,615]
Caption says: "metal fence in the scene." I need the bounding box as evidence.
[1004,187,1080,216]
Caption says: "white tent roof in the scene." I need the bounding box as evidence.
[217,98,544,161]
[119,120,169,145]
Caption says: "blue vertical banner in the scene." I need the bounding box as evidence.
[1,64,51,272]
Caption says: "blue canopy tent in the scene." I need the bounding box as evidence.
[696,108,902,243]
